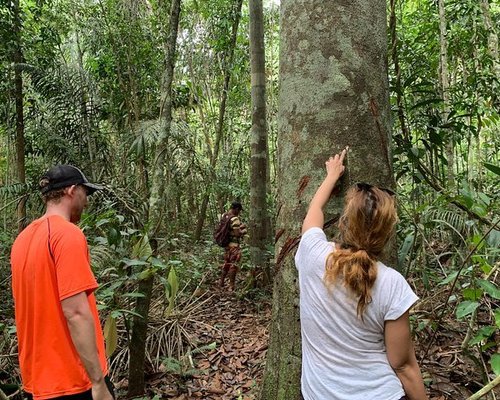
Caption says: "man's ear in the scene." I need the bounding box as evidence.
[65,185,78,197]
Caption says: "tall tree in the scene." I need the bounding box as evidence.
[260,0,394,398]
[248,0,270,284]
[438,0,454,188]
[12,0,26,232]
[127,0,182,395]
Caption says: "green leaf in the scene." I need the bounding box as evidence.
[110,309,144,319]
[398,233,415,269]
[439,270,459,285]
[484,162,500,176]
[491,354,500,376]
[477,279,500,300]
[462,288,483,301]
[456,301,480,319]
[138,268,154,280]
[495,309,500,328]
[121,292,146,298]
[469,326,496,346]
[103,315,117,357]
[132,234,152,259]
[122,258,148,267]
[409,98,443,110]
[166,266,179,315]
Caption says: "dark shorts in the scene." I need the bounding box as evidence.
[24,376,115,400]
[224,246,241,264]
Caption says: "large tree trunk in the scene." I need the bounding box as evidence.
[127,0,182,396]
[193,0,243,241]
[248,0,270,285]
[12,0,26,232]
[260,0,393,398]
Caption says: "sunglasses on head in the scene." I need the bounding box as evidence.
[355,182,395,196]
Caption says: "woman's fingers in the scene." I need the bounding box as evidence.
[326,147,348,167]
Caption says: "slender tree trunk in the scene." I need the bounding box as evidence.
[12,0,26,232]
[260,0,393,398]
[249,0,270,285]
[194,0,244,241]
[127,0,182,396]
[480,0,500,80]
[74,21,97,179]
[389,0,409,142]
[438,0,454,189]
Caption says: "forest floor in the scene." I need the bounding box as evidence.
[122,272,499,400]
[1,269,498,399]
[116,276,272,400]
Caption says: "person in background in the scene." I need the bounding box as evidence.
[10,165,114,400]
[220,201,247,291]
[295,148,427,400]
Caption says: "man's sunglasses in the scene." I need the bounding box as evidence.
[355,182,395,196]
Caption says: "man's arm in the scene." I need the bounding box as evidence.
[61,292,113,400]
[385,311,428,400]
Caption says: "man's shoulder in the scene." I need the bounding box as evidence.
[48,216,86,239]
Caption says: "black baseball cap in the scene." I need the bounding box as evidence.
[40,165,103,195]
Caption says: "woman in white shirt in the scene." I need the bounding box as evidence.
[295,148,427,400]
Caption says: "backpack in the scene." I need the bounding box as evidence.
[214,213,232,247]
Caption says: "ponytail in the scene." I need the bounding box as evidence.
[325,248,377,318]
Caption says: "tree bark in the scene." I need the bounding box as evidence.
[194,0,244,241]
[12,0,26,232]
[260,0,393,398]
[249,0,270,285]
[127,0,182,396]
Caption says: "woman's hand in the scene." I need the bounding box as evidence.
[325,147,348,181]
[301,146,349,234]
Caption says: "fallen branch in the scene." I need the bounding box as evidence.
[467,374,500,400]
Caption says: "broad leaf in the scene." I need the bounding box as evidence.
[462,288,483,301]
[398,233,414,269]
[103,314,118,357]
[166,266,179,315]
[469,326,496,346]
[477,280,500,300]
[491,354,500,376]
[484,162,500,176]
[456,301,480,319]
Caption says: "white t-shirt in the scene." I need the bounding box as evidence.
[295,227,419,400]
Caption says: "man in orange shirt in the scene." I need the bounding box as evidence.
[10,165,114,400]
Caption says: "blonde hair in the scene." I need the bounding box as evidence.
[324,184,397,318]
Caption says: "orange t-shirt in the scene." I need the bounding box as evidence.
[10,215,108,399]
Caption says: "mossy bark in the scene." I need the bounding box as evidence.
[260,0,394,398]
